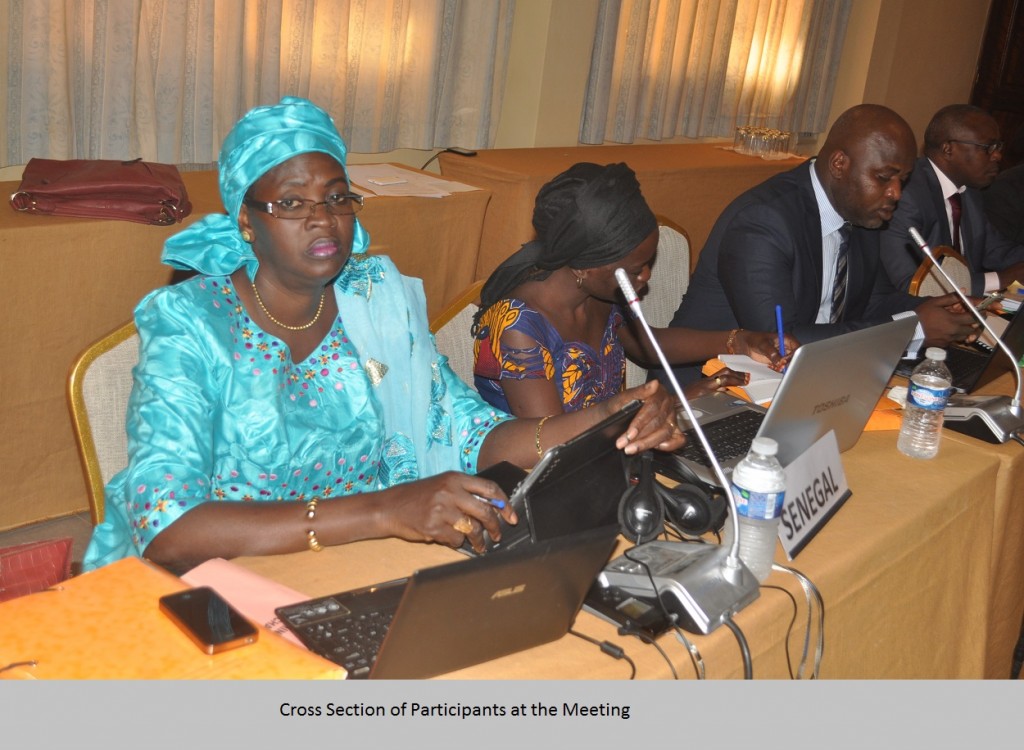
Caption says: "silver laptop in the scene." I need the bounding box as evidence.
[669,317,917,484]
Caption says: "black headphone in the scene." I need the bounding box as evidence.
[617,450,727,544]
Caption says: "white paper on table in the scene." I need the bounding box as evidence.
[717,354,783,405]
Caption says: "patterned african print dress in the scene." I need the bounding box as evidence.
[473,298,626,413]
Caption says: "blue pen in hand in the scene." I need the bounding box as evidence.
[473,494,506,510]
[775,304,787,372]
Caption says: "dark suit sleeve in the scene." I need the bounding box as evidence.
[965,190,1024,277]
[982,167,1024,245]
[879,182,942,293]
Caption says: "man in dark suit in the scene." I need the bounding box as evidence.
[880,104,1024,296]
[661,104,975,385]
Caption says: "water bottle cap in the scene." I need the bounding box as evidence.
[924,347,947,361]
[750,436,779,456]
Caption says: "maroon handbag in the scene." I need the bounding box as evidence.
[0,537,73,602]
[9,157,192,225]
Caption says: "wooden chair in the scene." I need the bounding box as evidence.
[66,321,139,525]
[908,244,973,296]
[429,280,484,388]
[624,217,691,388]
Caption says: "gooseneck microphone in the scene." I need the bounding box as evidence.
[601,268,760,633]
[613,269,744,573]
[908,227,1024,444]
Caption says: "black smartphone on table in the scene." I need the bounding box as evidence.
[159,586,259,654]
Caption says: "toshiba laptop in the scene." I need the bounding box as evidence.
[894,308,1024,393]
[275,525,617,679]
[666,317,917,484]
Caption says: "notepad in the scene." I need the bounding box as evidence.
[712,354,783,405]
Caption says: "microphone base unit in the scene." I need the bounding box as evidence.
[598,541,760,634]
[944,393,1024,444]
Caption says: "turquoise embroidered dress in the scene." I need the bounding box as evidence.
[84,254,510,570]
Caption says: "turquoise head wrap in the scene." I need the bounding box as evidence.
[163,96,369,277]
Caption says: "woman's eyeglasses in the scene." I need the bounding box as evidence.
[948,139,1004,156]
[243,193,364,219]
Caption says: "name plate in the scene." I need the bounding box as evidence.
[778,431,852,559]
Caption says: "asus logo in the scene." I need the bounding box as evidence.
[491,584,526,599]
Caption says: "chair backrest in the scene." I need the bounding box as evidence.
[909,244,973,296]
[625,218,691,388]
[430,280,484,388]
[66,321,139,525]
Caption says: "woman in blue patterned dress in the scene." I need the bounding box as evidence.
[83,99,683,572]
[473,162,797,417]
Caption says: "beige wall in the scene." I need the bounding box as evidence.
[385,0,993,169]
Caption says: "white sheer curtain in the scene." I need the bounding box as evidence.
[1,0,514,165]
[580,0,850,144]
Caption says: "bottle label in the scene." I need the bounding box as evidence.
[907,380,952,411]
[731,484,785,520]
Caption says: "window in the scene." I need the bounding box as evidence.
[580,0,851,144]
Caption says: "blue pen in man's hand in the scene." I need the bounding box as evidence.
[775,304,787,370]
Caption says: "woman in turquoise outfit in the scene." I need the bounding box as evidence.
[84,98,683,572]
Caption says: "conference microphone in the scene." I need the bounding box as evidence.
[600,269,760,633]
[907,227,1024,445]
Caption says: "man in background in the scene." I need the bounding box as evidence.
[879,104,1024,296]
[660,104,974,385]
[983,124,1024,245]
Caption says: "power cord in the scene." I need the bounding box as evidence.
[618,625,678,679]
[569,628,637,678]
[723,617,752,679]
[771,562,825,678]
[761,584,801,679]
[419,146,478,171]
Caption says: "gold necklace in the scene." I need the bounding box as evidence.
[250,276,327,331]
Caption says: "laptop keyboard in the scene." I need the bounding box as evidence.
[944,346,990,390]
[680,410,765,466]
[895,345,989,391]
[276,583,405,679]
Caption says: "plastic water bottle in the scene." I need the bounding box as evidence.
[725,436,786,582]
[897,347,953,460]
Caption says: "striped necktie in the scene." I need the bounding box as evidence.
[830,224,851,324]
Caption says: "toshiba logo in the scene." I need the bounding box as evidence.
[491,584,526,599]
[812,394,849,414]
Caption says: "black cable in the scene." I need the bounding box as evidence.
[723,617,753,679]
[419,151,443,171]
[569,628,637,679]
[761,584,800,679]
[618,626,678,679]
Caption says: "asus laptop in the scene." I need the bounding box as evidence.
[895,308,1024,393]
[275,525,617,679]
[666,316,917,484]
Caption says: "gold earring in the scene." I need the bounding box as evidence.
[241,229,253,243]
[576,274,584,289]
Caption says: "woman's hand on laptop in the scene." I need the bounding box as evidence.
[608,381,687,455]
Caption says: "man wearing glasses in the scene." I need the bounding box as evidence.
[880,104,1024,295]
